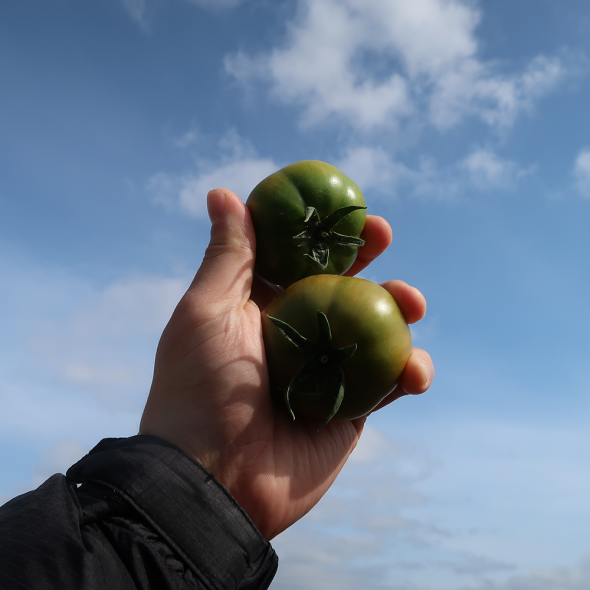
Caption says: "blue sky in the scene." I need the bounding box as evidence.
[2,0,590,587]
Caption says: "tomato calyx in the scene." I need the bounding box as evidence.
[267,311,358,427]
[293,206,367,269]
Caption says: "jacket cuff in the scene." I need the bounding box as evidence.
[66,435,278,590]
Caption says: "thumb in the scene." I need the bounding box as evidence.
[187,189,256,313]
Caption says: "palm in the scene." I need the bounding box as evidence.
[143,289,363,540]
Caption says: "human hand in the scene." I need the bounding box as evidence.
[139,189,434,540]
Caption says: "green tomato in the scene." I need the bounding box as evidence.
[247,160,367,288]
[262,275,412,423]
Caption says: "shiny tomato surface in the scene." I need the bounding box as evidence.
[247,161,366,287]
[262,275,412,421]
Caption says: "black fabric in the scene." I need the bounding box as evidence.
[0,435,278,590]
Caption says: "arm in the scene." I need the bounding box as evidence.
[0,188,432,589]
[0,436,277,590]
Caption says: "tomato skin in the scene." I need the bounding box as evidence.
[262,275,412,421]
[247,160,366,288]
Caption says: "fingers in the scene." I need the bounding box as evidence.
[370,347,434,413]
[380,280,426,324]
[398,348,434,394]
[344,215,392,277]
[344,216,426,326]
[186,189,256,314]
[369,282,431,411]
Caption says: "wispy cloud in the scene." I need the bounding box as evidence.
[335,147,411,195]
[460,148,532,191]
[0,440,90,505]
[30,274,189,406]
[121,0,149,29]
[271,414,590,590]
[0,256,197,503]
[148,129,278,215]
[573,149,590,198]
[458,555,590,590]
[121,0,245,29]
[32,441,89,488]
[149,131,533,213]
[225,0,572,132]
[0,256,190,431]
[335,145,530,201]
[272,426,443,589]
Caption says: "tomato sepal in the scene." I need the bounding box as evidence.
[293,205,367,269]
[267,311,358,426]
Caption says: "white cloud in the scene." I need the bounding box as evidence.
[460,148,530,191]
[148,130,278,215]
[336,147,410,195]
[121,0,244,29]
[152,134,500,210]
[348,423,400,464]
[457,555,590,590]
[430,54,565,130]
[462,148,511,188]
[0,261,189,415]
[225,0,569,132]
[68,275,187,339]
[0,440,90,504]
[121,0,149,29]
[271,415,590,590]
[32,441,89,487]
[272,528,392,590]
[32,274,189,404]
[149,132,531,216]
[335,144,529,201]
[272,425,440,589]
[0,259,194,503]
[334,146,454,200]
[176,157,278,215]
[573,149,590,198]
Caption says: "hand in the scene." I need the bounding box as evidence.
[139,189,434,540]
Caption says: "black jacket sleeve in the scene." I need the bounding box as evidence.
[0,435,278,590]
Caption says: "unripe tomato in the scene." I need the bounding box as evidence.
[262,275,412,423]
[247,161,366,288]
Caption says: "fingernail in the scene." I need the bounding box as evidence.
[207,190,227,222]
